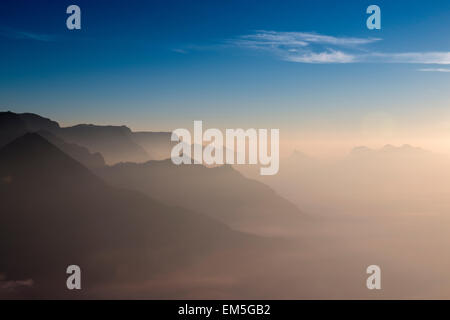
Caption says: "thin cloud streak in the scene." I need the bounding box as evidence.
[418,68,450,72]
[229,30,450,65]
[370,52,450,64]
[233,30,381,47]
[285,50,356,63]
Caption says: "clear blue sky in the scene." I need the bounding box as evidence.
[0,0,449,153]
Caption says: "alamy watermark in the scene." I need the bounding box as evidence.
[66,5,81,30]
[366,265,381,290]
[66,265,81,290]
[366,5,381,30]
[171,121,279,175]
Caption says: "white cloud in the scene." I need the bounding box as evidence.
[285,50,356,64]
[371,52,450,64]
[234,31,380,48]
[230,30,450,65]
[229,30,378,64]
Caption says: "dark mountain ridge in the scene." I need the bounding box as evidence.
[0,111,172,164]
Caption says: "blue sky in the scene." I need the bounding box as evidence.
[0,0,449,153]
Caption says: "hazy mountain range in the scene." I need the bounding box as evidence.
[237,144,450,217]
[0,111,301,298]
[5,110,450,299]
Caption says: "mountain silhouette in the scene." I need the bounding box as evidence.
[0,133,255,298]
[0,111,176,164]
[1,111,305,235]
[0,111,59,148]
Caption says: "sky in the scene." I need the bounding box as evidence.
[0,0,449,155]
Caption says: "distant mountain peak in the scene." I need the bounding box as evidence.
[0,111,60,131]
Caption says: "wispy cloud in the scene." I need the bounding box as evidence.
[228,30,378,64]
[418,68,450,72]
[233,31,381,48]
[0,27,57,42]
[228,30,450,65]
[286,50,356,63]
[370,52,450,64]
